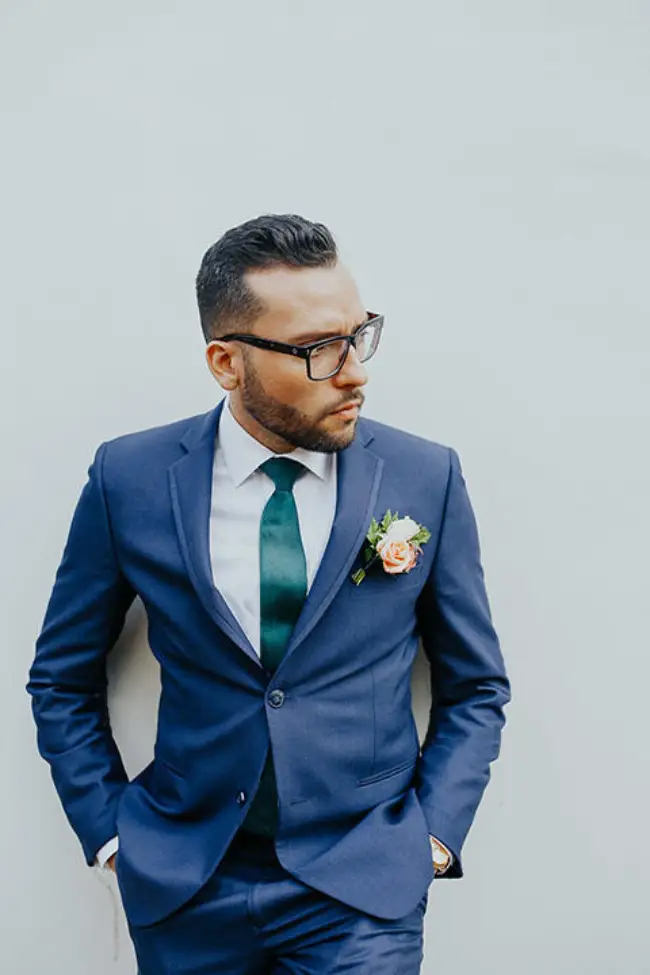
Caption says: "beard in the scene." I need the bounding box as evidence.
[240,362,361,453]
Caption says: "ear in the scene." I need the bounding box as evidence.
[205,340,239,391]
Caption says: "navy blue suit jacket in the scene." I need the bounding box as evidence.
[27,399,510,928]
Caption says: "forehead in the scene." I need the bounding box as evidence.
[244,262,365,335]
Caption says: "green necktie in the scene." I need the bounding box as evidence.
[241,457,307,836]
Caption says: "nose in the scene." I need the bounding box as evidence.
[334,343,368,389]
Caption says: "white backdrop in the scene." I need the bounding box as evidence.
[2,2,649,972]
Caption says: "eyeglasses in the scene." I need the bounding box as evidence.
[220,312,384,381]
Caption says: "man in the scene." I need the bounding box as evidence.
[27,213,510,974]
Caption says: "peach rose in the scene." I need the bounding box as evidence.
[376,538,418,575]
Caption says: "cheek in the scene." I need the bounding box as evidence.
[263,363,320,411]
[251,356,337,422]
[256,359,303,395]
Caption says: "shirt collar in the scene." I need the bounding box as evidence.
[217,395,333,488]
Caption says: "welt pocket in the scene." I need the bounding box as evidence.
[357,756,417,787]
[351,578,423,599]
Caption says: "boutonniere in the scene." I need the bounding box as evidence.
[351,511,431,585]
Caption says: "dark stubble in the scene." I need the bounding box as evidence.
[240,358,361,453]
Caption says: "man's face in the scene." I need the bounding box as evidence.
[222,262,370,453]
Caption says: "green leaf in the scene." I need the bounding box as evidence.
[366,517,381,545]
[411,527,431,547]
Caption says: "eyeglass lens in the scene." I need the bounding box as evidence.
[308,320,381,379]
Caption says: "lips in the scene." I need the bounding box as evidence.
[332,399,362,415]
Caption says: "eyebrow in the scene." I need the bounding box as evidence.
[288,314,371,346]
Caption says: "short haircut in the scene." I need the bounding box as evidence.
[195,213,338,342]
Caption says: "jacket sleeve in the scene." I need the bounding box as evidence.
[415,446,511,876]
[26,442,136,864]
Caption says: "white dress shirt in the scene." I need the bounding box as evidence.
[95,397,451,872]
[209,396,337,653]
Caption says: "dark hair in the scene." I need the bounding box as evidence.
[195,213,338,342]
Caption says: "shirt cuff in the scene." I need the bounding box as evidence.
[429,834,454,874]
[95,836,119,868]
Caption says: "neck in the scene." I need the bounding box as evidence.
[227,395,295,454]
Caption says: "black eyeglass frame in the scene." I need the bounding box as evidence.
[219,312,384,381]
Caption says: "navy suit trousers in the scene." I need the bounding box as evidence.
[125,828,428,974]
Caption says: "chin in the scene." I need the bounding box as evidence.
[333,424,358,450]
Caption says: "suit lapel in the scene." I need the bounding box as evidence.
[277,424,384,673]
[168,399,262,668]
[168,405,382,673]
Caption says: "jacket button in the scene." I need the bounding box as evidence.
[236,791,247,805]
[268,689,285,708]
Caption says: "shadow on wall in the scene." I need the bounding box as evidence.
[411,645,433,746]
[107,599,160,779]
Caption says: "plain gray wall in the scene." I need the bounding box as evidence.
[2,2,648,972]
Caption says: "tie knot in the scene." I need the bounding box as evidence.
[260,457,305,493]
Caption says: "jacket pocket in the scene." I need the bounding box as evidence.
[357,756,417,787]
[349,575,424,600]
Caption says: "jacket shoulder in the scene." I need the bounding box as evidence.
[98,409,210,474]
[360,416,454,465]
